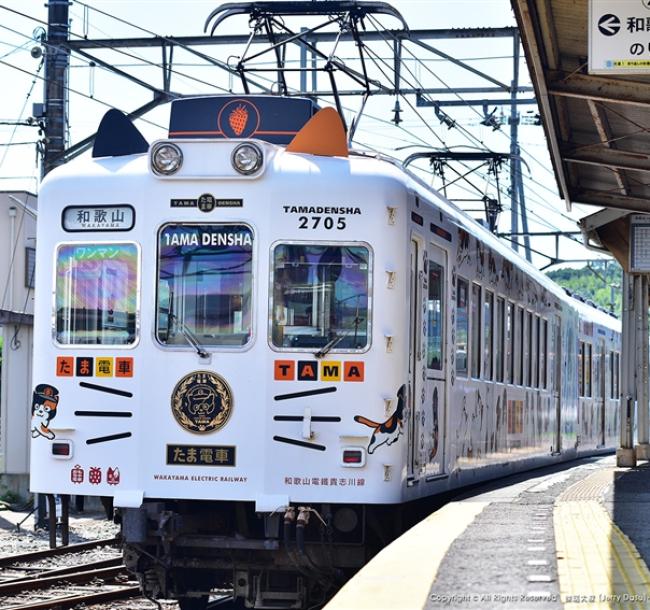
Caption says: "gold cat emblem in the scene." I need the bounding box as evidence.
[171,371,233,434]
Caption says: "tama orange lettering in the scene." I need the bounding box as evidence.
[274,360,295,381]
[297,361,318,381]
[344,361,365,382]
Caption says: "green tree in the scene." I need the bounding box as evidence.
[546,261,622,317]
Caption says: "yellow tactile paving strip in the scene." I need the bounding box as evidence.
[325,501,488,610]
[554,469,650,610]
[557,468,620,502]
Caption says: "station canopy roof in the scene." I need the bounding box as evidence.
[511,0,650,270]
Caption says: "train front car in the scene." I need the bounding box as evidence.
[30,96,410,609]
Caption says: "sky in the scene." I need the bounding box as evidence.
[0,0,610,269]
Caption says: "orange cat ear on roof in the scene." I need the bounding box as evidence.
[286,107,349,158]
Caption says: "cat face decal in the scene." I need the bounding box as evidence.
[354,384,405,454]
[31,383,59,440]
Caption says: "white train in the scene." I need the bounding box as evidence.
[30,94,620,609]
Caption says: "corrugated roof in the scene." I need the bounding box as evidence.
[511,0,650,269]
[512,0,650,215]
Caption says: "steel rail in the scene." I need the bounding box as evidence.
[0,537,119,567]
[0,557,123,586]
[2,584,141,610]
[0,565,126,595]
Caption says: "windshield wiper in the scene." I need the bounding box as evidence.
[169,313,210,359]
[314,315,364,359]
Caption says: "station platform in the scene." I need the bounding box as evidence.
[325,455,650,610]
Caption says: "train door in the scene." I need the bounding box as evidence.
[408,237,426,481]
[597,339,606,447]
[424,243,447,477]
[553,315,562,454]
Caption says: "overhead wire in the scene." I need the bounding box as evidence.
[69,1,443,150]
[364,12,592,234]
[0,55,42,173]
[1,3,592,260]
[0,4,441,176]
[0,56,167,131]
[0,5,234,96]
[364,13,588,242]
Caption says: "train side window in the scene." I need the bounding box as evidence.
[426,261,444,370]
[471,283,482,379]
[613,352,620,398]
[270,243,370,351]
[532,315,540,388]
[585,343,592,397]
[525,311,533,387]
[483,290,494,380]
[578,341,584,396]
[540,318,547,389]
[456,277,469,376]
[157,224,253,348]
[55,242,139,346]
[506,302,514,384]
[496,297,505,383]
[515,306,523,385]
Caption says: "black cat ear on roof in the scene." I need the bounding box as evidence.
[92,109,149,158]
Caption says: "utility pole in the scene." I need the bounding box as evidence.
[508,30,531,262]
[43,0,70,177]
[37,0,72,534]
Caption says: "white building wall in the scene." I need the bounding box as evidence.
[0,191,37,486]
[0,191,37,314]
[0,325,32,474]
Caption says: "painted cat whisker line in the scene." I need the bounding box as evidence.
[273,387,337,401]
[272,436,326,451]
[273,415,341,422]
[75,411,133,418]
[86,432,132,445]
[79,382,133,398]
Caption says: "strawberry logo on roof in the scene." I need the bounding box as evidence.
[229,105,249,136]
[217,99,261,139]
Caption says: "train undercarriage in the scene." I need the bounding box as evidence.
[119,500,402,609]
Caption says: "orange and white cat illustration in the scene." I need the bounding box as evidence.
[31,384,59,440]
[354,384,405,454]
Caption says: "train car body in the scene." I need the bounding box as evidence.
[30,96,620,609]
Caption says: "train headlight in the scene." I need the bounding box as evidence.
[151,142,183,175]
[231,143,263,175]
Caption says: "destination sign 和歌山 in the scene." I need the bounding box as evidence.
[63,205,135,232]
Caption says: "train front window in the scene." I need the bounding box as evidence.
[271,243,370,351]
[157,224,253,348]
[55,243,138,345]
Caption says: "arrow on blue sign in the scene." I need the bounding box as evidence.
[598,14,621,36]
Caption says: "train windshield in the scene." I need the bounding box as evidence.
[271,244,370,351]
[55,243,138,345]
[157,224,253,348]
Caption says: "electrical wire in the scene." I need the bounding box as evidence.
[68,0,462,152]
[0,6,235,96]
[2,3,591,259]
[0,55,42,172]
[368,13,562,188]
[363,14,589,239]
[0,57,167,131]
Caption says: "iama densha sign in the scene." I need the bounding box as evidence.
[589,0,650,73]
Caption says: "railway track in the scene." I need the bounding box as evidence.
[0,536,141,609]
